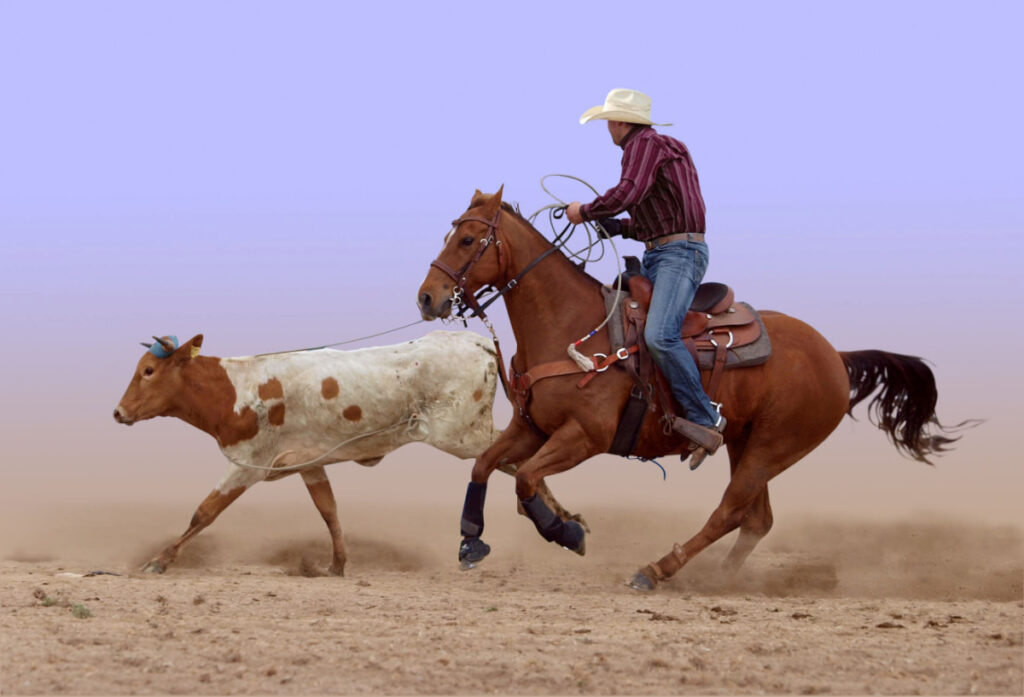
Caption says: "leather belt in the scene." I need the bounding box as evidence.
[643,232,705,250]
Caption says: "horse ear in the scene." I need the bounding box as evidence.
[469,188,483,206]
[481,185,504,216]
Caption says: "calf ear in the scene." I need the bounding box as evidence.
[174,334,204,362]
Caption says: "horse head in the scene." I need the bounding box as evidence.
[418,187,507,320]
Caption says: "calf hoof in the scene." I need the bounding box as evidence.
[626,568,657,592]
[328,563,345,577]
[458,537,490,570]
[560,521,586,556]
[141,559,167,574]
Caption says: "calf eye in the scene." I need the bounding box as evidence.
[143,367,154,376]
[460,236,474,247]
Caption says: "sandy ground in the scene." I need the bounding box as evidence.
[1,500,1021,695]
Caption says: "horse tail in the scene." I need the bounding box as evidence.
[839,350,975,463]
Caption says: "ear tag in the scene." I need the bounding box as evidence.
[190,345,201,358]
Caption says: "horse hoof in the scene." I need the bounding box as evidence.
[141,560,166,574]
[561,521,586,556]
[458,537,490,569]
[569,513,592,534]
[627,569,656,592]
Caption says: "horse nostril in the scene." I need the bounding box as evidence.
[420,292,433,309]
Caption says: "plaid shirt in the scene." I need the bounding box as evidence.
[579,126,706,241]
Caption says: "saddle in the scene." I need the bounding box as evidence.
[505,257,771,457]
[599,256,772,455]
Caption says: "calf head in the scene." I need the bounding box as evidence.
[114,334,203,425]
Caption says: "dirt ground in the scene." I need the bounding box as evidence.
[1,501,1021,695]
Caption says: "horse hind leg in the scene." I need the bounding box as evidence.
[628,432,817,591]
[721,487,773,573]
[721,434,773,574]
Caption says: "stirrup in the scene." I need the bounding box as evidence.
[671,416,724,452]
[685,414,727,471]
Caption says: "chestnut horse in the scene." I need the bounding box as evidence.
[417,188,961,591]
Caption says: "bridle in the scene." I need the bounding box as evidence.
[429,205,574,324]
[427,204,574,415]
[429,207,506,321]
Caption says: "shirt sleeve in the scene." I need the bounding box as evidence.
[579,136,662,221]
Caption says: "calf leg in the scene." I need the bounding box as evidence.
[142,484,250,573]
[301,467,347,576]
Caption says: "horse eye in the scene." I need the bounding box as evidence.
[460,236,475,247]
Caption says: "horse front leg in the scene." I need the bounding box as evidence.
[458,415,545,568]
[514,418,599,556]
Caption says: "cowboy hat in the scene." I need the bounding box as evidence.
[579,88,672,126]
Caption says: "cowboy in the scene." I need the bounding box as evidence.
[566,88,726,467]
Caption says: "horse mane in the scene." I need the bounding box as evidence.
[466,193,604,289]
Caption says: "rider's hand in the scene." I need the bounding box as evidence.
[596,218,622,238]
[566,201,584,225]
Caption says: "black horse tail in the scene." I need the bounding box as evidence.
[840,350,977,464]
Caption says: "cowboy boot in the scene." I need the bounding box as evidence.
[682,415,727,471]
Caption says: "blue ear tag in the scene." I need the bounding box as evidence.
[149,335,179,359]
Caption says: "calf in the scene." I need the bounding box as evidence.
[114,330,581,575]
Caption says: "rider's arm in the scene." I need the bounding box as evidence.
[579,136,662,222]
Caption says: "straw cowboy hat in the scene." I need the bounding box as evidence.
[579,88,672,126]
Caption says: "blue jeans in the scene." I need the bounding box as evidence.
[642,240,719,428]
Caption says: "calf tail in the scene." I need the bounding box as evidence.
[840,350,977,463]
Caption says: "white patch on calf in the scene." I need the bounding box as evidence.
[216,331,498,476]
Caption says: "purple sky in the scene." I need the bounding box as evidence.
[1,2,1021,524]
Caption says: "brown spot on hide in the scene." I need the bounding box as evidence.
[343,405,362,421]
[473,389,483,401]
[321,377,339,400]
[258,378,283,400]
[268,403,286,426]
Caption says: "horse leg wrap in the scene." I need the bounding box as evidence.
[521,494,584,551]
[460,481,487,537]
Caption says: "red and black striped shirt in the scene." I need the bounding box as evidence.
[579,126,706,241]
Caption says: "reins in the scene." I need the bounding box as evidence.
[433,175,627,386]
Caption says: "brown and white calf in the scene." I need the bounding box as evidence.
[114,330,580,575]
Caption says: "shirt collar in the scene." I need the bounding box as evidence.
[619,125,651,149]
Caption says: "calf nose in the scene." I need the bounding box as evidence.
[113,406,129,424]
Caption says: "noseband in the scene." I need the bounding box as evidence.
[429,207,505,318]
